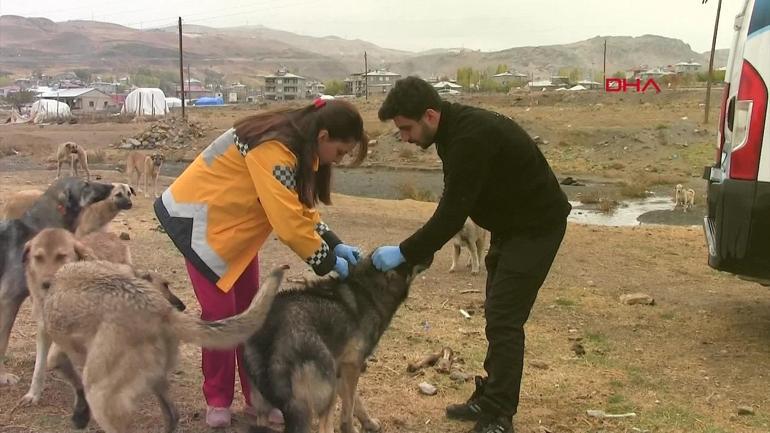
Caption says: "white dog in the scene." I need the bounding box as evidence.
[449,218,488,275]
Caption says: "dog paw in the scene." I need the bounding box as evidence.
[448,267,456,273]
[20,391,41,405]
[362,418,381,432]
[0,372,20,385]
[144,193,150,199]
[471,270,480,276]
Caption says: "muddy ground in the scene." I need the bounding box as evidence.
[1,91,769,433]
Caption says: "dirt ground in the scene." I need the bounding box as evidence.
[2,91,769,433]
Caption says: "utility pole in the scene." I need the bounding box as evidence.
[705,0,723,124]
[603,39,607,85]
[364,51,368,101]
[178,17,186,119]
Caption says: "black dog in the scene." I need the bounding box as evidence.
[0,177,113,385]
[244,255,432,433]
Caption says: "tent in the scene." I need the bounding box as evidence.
[568,85,587,91]
[30,99,71,123]
[122,88,168,116]
[165,97,183,108]
[194,96,224,106]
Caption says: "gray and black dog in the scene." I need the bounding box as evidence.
[245,254,432,433]
[0,177,113,385]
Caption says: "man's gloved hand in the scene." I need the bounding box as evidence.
[372,245,406,271]
[334,243,362,266]
[333,256,350,279]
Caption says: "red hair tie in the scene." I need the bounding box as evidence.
[313,98,326,109]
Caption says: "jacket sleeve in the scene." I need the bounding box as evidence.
[399,135,494,264]
[244,140,337,275]
[305,207,343,251]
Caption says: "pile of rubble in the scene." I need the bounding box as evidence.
[117,117,208,150]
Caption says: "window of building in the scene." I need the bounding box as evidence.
[89,101,95,107]
[103,101,108,107]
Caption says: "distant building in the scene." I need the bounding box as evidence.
[264,69,307,100]
[306,81,327,97]
[345,70,401,96]
[527,80,558,91]
[674,60,702,74]
[176,78,212,100]
[40,88,116,113]
[90,81,120,96]
[576,80,603,90]
[492,71,528,87]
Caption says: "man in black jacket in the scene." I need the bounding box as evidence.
[373,77,571,433]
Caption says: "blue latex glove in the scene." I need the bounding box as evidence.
[333,256,350,279]
[372,245,406,271]
[334,243,362,266]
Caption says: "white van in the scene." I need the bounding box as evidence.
[704,0,770,279]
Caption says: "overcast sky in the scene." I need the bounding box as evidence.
[0,0,740,53]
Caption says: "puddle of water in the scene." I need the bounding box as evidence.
[568,197,675,227]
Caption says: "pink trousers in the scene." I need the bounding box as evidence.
[185,257,259,408]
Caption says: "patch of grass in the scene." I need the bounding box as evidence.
[399,148,416,160]
[640,404,703,431]
[657,129,669,146]
[606,393,636,413]
[396,182,436,202]
[578,191,601,204]
[606,162,625,170]
[585,332,608,346]
[619,182,650,199]
[89,149,106,163]
[659,312,676,320]
[655,123,669,130]
[598,198,619,214]
[639,173,682,186]
[554,297,576,307]
[609,379,625,389]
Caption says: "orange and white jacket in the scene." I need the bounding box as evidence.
[154,128,341,292]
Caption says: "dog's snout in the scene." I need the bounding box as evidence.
[42,281,51,290]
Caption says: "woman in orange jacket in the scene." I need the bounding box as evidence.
[154,98,367,428]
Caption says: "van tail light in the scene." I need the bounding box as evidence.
[716,83,730,166]
[730,60,768,181]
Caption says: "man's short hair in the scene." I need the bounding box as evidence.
[378,76,442,121]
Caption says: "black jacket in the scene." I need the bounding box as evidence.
[399,101,571,264]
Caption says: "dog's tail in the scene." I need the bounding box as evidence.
[170,265,287,349]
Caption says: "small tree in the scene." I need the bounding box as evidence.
[323,80,345,96]
[74,69,92,83]
[495,64,509,74]
[6,90,37,111]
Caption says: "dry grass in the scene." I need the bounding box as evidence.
[397,181,436,202]
[88,149,106,164]
[598,198,620,213]
[620,182,650,199]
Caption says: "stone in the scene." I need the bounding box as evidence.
[418,382,437,396]
[620,293,655,305]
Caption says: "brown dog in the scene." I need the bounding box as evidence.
[0,189,43,219]
[23,227,285,433]
[74,183,135,237]
[56,142,90,181]
[20,228,185,409]
[126,152,164,198]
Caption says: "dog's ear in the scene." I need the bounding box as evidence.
[22,241,32,264]
[129,186,136,196]
[74,241,96,261]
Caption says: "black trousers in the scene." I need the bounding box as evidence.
[479,220,567,417]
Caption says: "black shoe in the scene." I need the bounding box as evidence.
[469,415,513,433]
[446,375,487,420]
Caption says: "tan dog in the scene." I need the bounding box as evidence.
[684,188,696,212]
[674,184,686,208]
[126,152,164,198]
[0,189,43,219]
[20,228,185,409]
[56,142,90,181]
[74,183,134,237]
[79,231,133,265]
[449,218,488,275]
[25,231,285,433]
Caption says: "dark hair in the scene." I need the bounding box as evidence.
[378,76,442,121]
[233,100,368,207]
